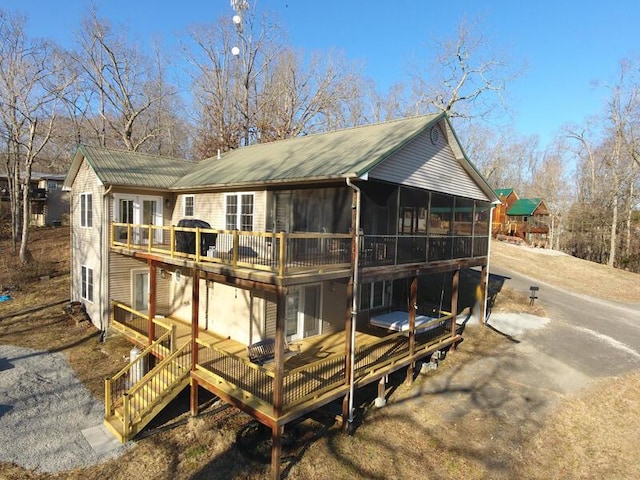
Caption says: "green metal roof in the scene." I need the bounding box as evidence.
[77,145,195,189]
[173,114,442,189]
[494,188,515,197]
[507,198,544,216]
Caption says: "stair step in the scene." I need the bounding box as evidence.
[106,358,191,443]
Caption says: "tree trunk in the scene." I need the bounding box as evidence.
[625,180,634,258]
[608,187,618,268]
[19,180,33,264]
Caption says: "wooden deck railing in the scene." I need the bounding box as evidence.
[195,319,453,413]
[121,341,192,438]
[111,223,489,276]
[105,327,174,417]
[111,223,352,276]
[110,301,173,349]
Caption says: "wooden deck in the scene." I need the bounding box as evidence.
[111,304,458,428]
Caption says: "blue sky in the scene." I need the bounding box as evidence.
[8,0,640,148]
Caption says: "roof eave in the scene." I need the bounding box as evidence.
[170,174,354,192]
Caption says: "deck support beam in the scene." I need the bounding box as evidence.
[479,265,488,325]
[190,268,200,416]
[375,376,387,407]
[271,286,287,479]
[450,269,459,351]
[342,275,354,427]
[406,276,418,385]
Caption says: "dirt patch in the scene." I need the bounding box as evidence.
[517,371,640,479]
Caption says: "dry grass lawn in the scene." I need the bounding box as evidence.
[491,241,640,303]
[1,232,639,479]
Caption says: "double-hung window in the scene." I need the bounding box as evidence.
[184,195,195,217]
[80,193,92,228]
[225,193,254,231]
[81,265,94,302]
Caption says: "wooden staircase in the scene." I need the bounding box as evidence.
[104,332,192,442]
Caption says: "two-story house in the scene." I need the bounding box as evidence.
[63,113,498,479]
[0,172,68,226]
[493,188,550,246]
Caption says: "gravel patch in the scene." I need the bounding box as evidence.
[487,312,550,337]
[0,344,129,473]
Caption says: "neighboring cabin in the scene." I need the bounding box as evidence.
[493,188,550,246]
[63,113,499,479]
[0,172,69,227]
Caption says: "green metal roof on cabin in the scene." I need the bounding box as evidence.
[78,145,195,189]
[173,114,442,189]
[494,188,515,197]
[506,198,543,216]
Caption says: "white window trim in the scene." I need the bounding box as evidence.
[183,195,195,217]
[80,192,92,228]
[225,192,254,231]
[81,265,94,303]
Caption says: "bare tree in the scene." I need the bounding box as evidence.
[183,19,248,157]
[256,48,366,140]
[409,17,521,122]
[0,10,72,262]
[71,8,177,152]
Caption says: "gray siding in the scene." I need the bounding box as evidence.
[370,124,490,202]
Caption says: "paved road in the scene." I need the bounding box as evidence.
[488,265,640,378]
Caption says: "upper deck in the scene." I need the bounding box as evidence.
[110,222,490,285]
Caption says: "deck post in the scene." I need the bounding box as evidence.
[232,230,240,268]
[273,286,286,415]
[342,275,354,426]
[122,393,130,440]
[104,376,112,417]
[450,269,460,351]
[271,286,287,479]
[406,276,418,385]
[479,265,488,326]
[148,260,157,345]
[190,268,200,416]
[271,424,283,480]
[278,233,286,277]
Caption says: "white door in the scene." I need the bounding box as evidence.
[286,285,321,341]
[142,199,161,243]
[115,195,163,244]
[133,271,149,313]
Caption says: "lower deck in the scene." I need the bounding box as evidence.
[111,303,459,426]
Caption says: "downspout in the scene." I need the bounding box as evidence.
[100,185,113,338]
[345,177,361,431]
[483,205,496,325]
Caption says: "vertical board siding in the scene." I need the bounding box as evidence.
[370,125,490,201]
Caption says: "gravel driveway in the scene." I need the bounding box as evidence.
[0,344,128,473]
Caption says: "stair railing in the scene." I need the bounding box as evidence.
[121,341,193,439]
[104,326,174,418]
